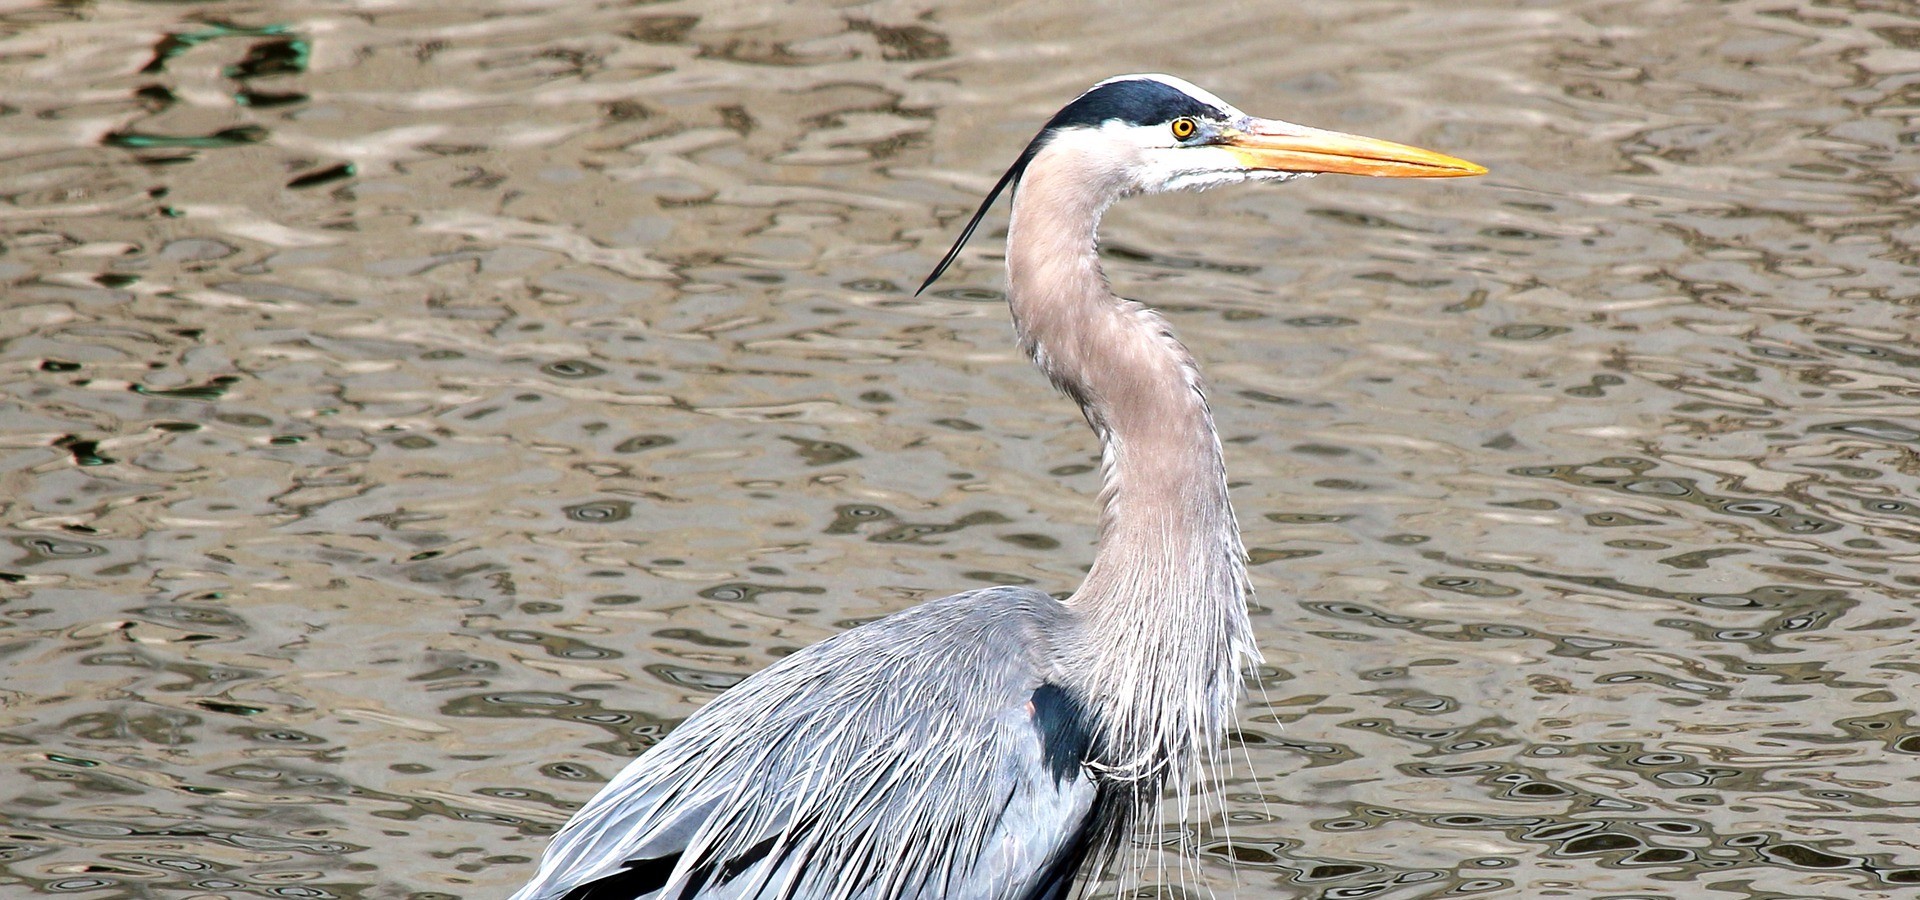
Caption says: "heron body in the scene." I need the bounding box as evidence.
[510,74,1483,900]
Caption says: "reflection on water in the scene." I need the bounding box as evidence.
[4,0,1920,897]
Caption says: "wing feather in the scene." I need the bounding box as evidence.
[513,587,1111,900]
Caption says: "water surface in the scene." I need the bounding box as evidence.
[4,1,1920,898]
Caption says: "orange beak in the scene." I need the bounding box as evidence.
[1223,119,1486,178]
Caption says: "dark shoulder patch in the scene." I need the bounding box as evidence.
[561,855,675,900]
[1029,683,1097,784]
[1045,78,1218,131]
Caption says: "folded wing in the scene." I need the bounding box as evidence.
[510,587,1113,900]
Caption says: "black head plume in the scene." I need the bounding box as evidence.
[915,142,1037,296]
[916,77,1222,296]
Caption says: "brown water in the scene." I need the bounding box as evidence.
[4,1,1920,897]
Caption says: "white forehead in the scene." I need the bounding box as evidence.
[1087,73,1246,118]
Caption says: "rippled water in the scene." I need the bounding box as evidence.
[5,1,1920,898]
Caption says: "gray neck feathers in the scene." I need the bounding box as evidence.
[1003,139,1259,803]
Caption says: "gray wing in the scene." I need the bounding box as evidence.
[509,586,1108,900]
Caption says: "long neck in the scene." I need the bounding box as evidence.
[1004,144,1258,791]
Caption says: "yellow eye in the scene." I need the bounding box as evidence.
[1170,117,1197,140]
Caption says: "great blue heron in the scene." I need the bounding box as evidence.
[509,74,1484,900]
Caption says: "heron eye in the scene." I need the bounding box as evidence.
[1170,117,1197,140]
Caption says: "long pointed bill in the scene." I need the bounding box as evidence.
[1224,119,1486,178]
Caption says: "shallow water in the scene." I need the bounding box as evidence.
[4,0,1920,897]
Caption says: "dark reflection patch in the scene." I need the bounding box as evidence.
[1512,458,1839,533]
[563,500,632,523]
[643,664,745,692]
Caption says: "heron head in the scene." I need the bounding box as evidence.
[1035,74,1485,195]
[918,74,1484,293]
